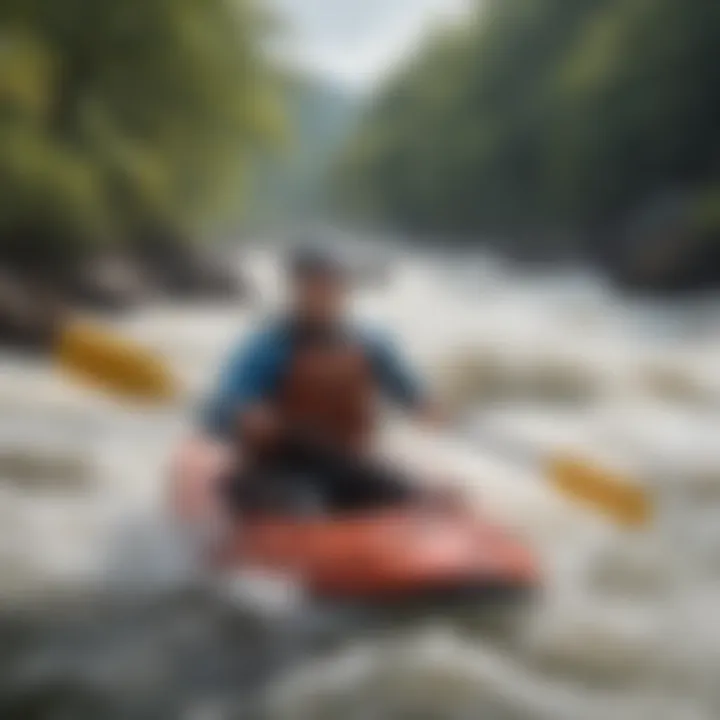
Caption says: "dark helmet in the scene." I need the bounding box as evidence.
[287,246,348,282]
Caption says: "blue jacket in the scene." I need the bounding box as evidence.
[200,321,424,440]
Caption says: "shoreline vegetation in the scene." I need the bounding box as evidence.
[334,0,720,295]
[0,239,248,350]
[2,0,720,352]
[0,0,278,350]
[0,0,363,351]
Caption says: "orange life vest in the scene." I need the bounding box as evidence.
[275,332,376,452]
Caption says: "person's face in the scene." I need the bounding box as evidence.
[292,273,347,324]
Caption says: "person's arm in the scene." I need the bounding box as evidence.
[368,331,443,426]
[367,332,460,508]
[168,328,286,522]
[199,328,286,442]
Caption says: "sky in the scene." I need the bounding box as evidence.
[268,0,471,92]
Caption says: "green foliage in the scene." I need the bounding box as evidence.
[692,186,720,236]
[337,0,720,253]
[0,0,281,262]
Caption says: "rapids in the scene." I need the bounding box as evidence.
[0,242,718,719]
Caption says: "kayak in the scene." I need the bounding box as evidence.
[214,507,539,606]
[170,439,540,606]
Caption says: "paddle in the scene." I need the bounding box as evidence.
[1,311,179,403]
[467,427,652,529]
[55,319,179,403]
[546,454,650,528]
[0,270,178,403]
[36,318,652,527]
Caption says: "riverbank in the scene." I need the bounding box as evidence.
[0,240,249,352]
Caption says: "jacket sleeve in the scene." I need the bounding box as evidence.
[366,331,425,409]
[199,328,286,440]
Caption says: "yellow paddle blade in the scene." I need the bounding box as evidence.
[56,321,180,404]
[547,454,652,528]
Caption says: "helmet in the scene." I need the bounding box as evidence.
[287,246,347,281]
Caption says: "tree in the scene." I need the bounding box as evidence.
[336,0,720,271]
[0,0,282,271]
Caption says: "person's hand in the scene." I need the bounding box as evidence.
[240,404,282,449]
[168,435,233,522]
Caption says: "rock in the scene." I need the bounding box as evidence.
[66,252,152,312]
[0,267,59,351]
[604,189,720,294]
[183,247,247,300]
[131,230,247,301]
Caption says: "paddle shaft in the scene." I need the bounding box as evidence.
[465,425,650,527]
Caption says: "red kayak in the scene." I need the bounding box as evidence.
[214,507,538,605]
[171,439,540,606]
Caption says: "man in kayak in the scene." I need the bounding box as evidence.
[172,247,443,519]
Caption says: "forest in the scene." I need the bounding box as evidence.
[0,0,718,311]
[336,0,720,291]
[0,0,285,308]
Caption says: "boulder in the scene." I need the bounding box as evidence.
[0,268,58,351]
[66,252,152,312]
[131,230,247,301]
[603,189,720,294]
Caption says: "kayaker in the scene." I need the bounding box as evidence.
[171,246,443,519]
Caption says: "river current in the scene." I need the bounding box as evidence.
[0,244,719,719]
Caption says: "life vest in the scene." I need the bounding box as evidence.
[274,325,376,452]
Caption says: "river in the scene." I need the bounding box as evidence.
[0,242,719,719]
